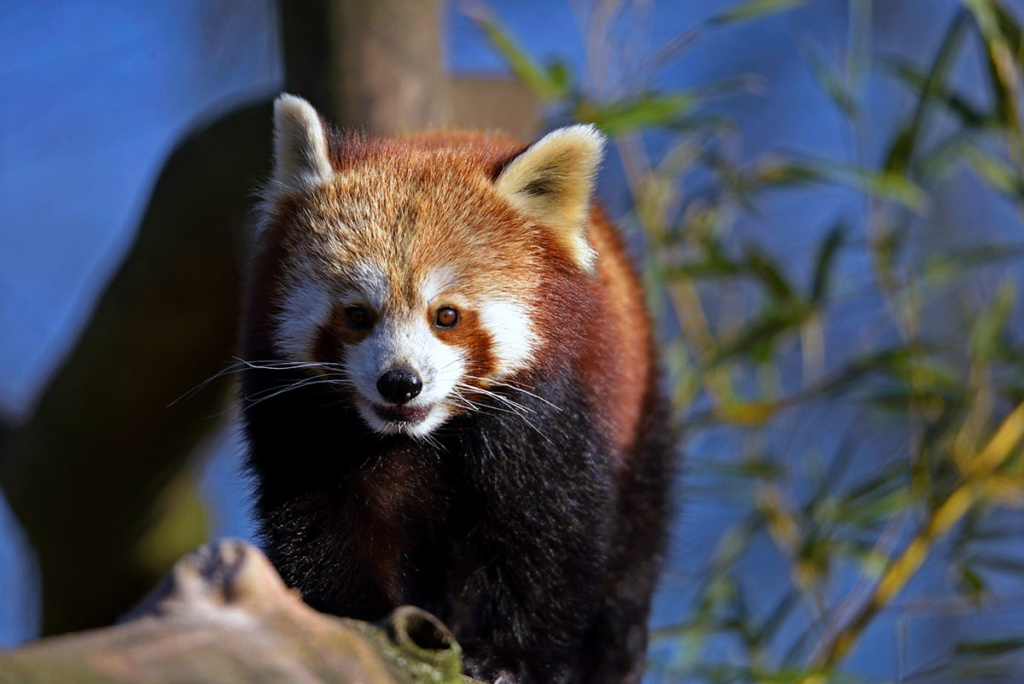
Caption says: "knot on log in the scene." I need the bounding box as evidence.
[123,538,295,621]
[384,605,463,679]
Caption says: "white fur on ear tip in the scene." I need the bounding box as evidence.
[544,123,607,158]
[525,124,607,179]
[270,93,334,196]
[274,93,313,115]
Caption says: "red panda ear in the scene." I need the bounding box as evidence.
[269,94,334,198]
[494,124,605,272]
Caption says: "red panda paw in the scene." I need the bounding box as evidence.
[463,650,534,684]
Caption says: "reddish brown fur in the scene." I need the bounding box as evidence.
[255,129,654,462]
[244,114,673,684]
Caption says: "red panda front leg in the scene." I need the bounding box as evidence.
[453,486,613,684]
[446,385,615,684]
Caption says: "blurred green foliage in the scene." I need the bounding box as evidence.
[476,0,1024,681]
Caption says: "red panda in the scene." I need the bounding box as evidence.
[241,94,674,684]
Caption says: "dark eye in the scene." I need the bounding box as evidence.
[345,306,372,330]
[435,307,459,328]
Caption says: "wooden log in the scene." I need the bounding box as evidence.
[0,539,473,684]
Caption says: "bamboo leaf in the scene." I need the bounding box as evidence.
[975,554,1024,575]
[955,637,1024,657]
[834,165,928,209]
[882,11,972,174]
[754,158,928,209]
[577,93,699,136]
[960,142,1024,196]
[840,475,913,526]
[810,224,845,302]
[745,245,796,301]
[709,0,811,26]
[464,2,570,102]
[694,458,789,481]
[752,590,801,647]
[714,400,781,426]
[958,562,988,598]
[961,0,1024,159]
[798,38,858,118]
[921,243,1024,287]
[879,57,989,131]
[971,279,1016,362]
[702,300,813,368]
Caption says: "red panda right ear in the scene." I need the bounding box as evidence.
[269,94,334,198]
[494,124,605,273]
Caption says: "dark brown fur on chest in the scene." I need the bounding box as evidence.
[345,447,450,604]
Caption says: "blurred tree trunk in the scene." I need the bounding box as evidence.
[330,0,452,134]
[0,0,537,637]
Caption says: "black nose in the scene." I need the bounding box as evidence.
[377,368,423,404]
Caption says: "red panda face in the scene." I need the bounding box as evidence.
[255,95,604,438]
[264,166,542,438]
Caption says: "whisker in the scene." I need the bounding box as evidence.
[169,361,250,407]
[415,429,444,451]
[171,357,349,407]
[460,374,563,412]
[455,380,534,409]
[232,356,346,371]
[243,375,343,406]
[453,383,552,444]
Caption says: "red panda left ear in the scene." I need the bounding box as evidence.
[495,125,605,272]
[269,94,335,199]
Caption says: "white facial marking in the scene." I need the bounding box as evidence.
[421,267,457,304]
[346,316,466,438]
[276,265,532,439]
[478,298,536,377]
[344,263,388,310]
[274,280,332,360]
